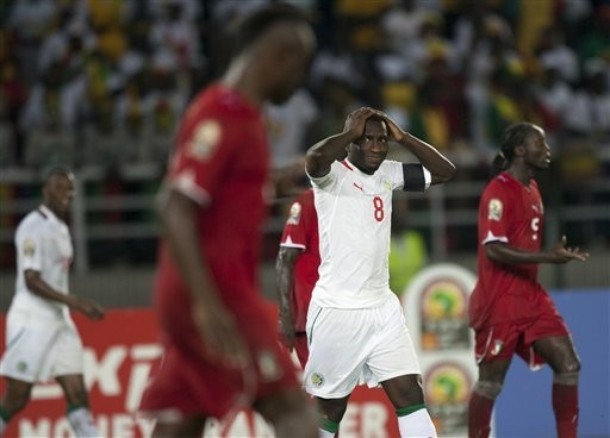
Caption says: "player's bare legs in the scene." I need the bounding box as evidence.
[468,358,512,438]
[255,389,318,437]
[313,395,350,437]
[0,377,33,423]
[56,374,99,438]
[151,416,206,438]
[381,374,436,437]
[533,335,581,438]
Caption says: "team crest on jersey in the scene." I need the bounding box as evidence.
[491,340,503,356]
[287,202,302,225]
[488,199,503,221]
[311,372,325,387]
[383,179,392,191]
[257,349,282,382]
[17,361,27,372]
[187,119,221,160]
[23,238,35,257]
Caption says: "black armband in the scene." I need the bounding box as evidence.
[402,164,426,192]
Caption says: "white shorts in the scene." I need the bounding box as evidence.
[304,293,421,398]
[0,308,84,383]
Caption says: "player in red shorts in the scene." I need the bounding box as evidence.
[138,5,317,437]
[468,122,589,438]
[277,188,320,369]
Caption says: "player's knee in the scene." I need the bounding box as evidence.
[473,381,503,400]
[316,397,349,423]
[561,356,581,375]
[553,371,580,386]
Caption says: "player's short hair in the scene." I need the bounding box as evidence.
[231,3,311,55]
[42,165,74,185]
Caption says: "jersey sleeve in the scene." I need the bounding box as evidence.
[280,191,315,250]
[479,183,511,245]
[17,221,44,272]
[307,160,345,193]
[380,161,430,191]
[167,115,238,205]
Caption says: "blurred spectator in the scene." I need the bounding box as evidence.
[534,25,580,85]
[266,89,318,169]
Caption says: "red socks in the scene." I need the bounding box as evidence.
[468,392,494,438]
[553,383,579,438]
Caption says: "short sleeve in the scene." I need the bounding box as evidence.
[280,191,316,250]
[167,116,238,205]
[18,224,43,272]
[307,160,345,193]
[280,200,308,250]
[480,187,511,245]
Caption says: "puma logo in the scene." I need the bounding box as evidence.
[353,182,364,192]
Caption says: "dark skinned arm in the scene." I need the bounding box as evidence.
[24,271,104,320]
[275,246,302,350]
[485,236,589,265]
[374,110,456,184]
[156,185,248,367]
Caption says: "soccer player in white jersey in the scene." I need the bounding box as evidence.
[0,167,105,438]
[304,107,456,437]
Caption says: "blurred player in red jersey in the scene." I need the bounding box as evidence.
[468,122,589,438]
[276,188,320,369]
[138,5,318,437]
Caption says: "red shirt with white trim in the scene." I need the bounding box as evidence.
[469,171,546,329]
[279,189,320,332]
[157,83,269,308]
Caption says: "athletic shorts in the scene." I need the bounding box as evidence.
[0,308,83,383]
[474,308,570,369]
[139,296,300,420]
[304,294,421,399]
[293,333,309,370]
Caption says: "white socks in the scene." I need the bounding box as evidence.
[0,417,6,437]
[318,428,335,438]
[397,408,437,438]
[67,406,99,438]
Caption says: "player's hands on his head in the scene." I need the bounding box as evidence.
[372,109,407,143]
[75,297,105,320]
[192,297,249,369]
[343,107,376,138]
[549,235,589,263]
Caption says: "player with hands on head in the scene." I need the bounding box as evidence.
[0,167,104,438]
[468,122,589,438]
[304,106,456,437]
[138,4,318,438]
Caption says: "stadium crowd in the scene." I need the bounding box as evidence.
[0,0,609,266]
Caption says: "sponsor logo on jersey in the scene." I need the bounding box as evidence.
[311,372,325,387]
[23,238,36,257]
[488,198,503,221]
[187,119,221,160]
[287,202,302,225]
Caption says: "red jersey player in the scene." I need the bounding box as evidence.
[468,122,589,438]
[277,188,320,368]
[138,5,317,437]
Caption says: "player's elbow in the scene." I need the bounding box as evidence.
[432,163,457,184]
[484,244,505,263]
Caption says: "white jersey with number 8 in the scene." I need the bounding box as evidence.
[308,159,429,309]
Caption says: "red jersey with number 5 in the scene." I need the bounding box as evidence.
[469,171,547,329]
[279,189,320,332]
